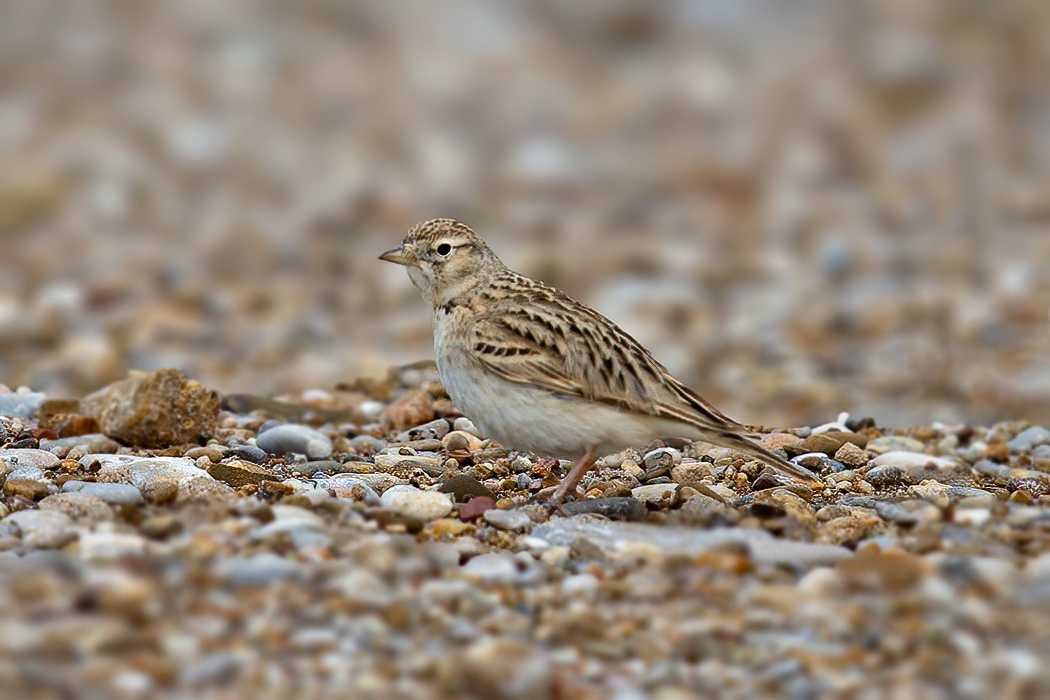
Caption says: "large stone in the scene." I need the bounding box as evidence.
[81,369,220,447]
[380,485,453,521]
[0,449,60,472]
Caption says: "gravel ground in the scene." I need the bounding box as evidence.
[1,368,1049,698]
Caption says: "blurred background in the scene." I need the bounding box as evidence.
[0,0,1048,428]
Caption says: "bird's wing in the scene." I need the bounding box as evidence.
[467,278,821,484]
[468,281,743,433]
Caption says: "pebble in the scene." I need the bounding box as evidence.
[439,473,497,502]
[255,423,333,459]
[227,444,269,464]
[100,457,214,492]
[458,496,496,521]
[374,453,445,477]
[0,387,46,418]
[208,459,279,487]
[348,435,386,454]
[834,441,870,467]
[7,465,45,482]
[483,508,532,532]
[39,492,115,524]
[317,476,382,505]
[460,552,521,583]
[452,417,481,437]
[867,436,926,454]
[868,451,957,470]
[558,497,646,521]
[79,528,148,559]
[215,553,305,586]
[380,485,453,520]
[864,465,914,489]
[395,418,450,442]
[61,480,144,505]
[1008,426,1050,454]
[0,448,60,471]
[0,509,76,548]
[631,483,680,509]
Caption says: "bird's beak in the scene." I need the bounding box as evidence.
[379,245,413,266]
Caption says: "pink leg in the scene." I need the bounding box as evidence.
[550,447,597,505]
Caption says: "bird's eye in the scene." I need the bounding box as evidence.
[436,243,452,256]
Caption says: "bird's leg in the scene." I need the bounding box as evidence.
[550,447,597,505]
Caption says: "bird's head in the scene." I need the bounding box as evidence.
[380,219,505,308]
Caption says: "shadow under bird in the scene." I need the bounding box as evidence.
[380,218,821,504]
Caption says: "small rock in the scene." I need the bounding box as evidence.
[0,448,60,471]
[670,462,716,487]
[452,417,481,436]
[458,496,496,521]
[228,444,269,464]
[81,368,220,447]
[374,453,444,477]
[319,477,382,505]
[867,436,926,454]
[0,509,76,548]
[380,485,453,520]
[440,474,497,502]
[381,392,434,431]
[255,424,333,459]
[0,387,46,418]
[483,508,532,532]
[396,418,450,442]
[348,435,386,454]
[834,442,870,467]
[40,492,115,524]
[61,480,144,505]
[1008,426,1050,454]
[297,460,340,477]
[631,483,679,509]
[208,460,279,488]
[817,513,883,546]
[869,451,957,470]
[79,529,147,559]
[557,497,645,521]
[864,465,914,489]
[459,552,521,583]
[3,479,49,500]
[215,553,304,586]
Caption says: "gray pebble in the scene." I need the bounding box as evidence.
[558,497,645,521]
[256,424,332,459]
[0,387,46,418]
[483,508,533,532]
[214,553,304,587]
[7,465,45,482]
[349,435,386,454]
[452,417,481,437]
[395,418,450,443]
[229,444,269,464]
[61,480,144,505]
[1008,426,1050,454]
[298,460,340,477]
[0,509,76,549]
[316,477,381,505]
[516,473,531,490]
[864,465,914,489]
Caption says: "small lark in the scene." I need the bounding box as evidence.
[381,219,820,503]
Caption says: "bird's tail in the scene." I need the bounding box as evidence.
[711,431,824,487]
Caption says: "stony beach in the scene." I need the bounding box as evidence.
[1,367,1049,698]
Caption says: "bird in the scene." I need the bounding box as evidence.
[380,218,821,504]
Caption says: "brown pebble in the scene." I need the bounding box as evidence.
[458,496,496,521]
[139,514,183,539]
[208,460,279,488]
[3,479,49,500]
[981,442,1010,462]
[381,391,435,431]
[143,477,179,504]
[260,480,295,499]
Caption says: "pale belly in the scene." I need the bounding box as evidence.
[436,343,701,460]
